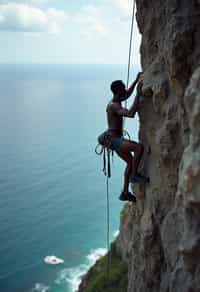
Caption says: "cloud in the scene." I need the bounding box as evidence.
[73,0,141,64]
[46,8,67,34]
[73,0,138,39]
[112,0,132,19]
[0,3,67,33]
[74,4,108,38]
[0,0,48,5]
[0,0,137,35]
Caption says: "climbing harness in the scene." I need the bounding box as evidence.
[95,129,131,177]
[95,0,136,279]
[95,131,114,178]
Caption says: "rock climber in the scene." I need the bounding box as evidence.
[106,73,144,202]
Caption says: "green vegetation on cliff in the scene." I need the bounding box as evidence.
[79,242,128,292]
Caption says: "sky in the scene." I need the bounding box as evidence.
[0,0,141,64]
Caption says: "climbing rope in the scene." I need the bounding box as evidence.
[124,0,136,131]
[95,0,136,280]
[106,0,136,279]
[126,0,136,90]
[106,175,110,278]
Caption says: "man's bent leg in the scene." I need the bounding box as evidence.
[117,151,133,193]
[133,143,144,176]
[119,140,144,177]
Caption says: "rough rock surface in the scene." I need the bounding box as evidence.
[78,1,200,291]
[115,1,200,292]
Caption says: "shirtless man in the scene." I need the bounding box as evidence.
[106,74,144,202]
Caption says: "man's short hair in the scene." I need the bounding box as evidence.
[110,80,125,94]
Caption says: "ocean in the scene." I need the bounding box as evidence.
[0,64,139,292]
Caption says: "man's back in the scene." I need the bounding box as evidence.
[106,101,123,137]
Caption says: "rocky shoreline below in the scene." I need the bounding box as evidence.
[77,240,128,292]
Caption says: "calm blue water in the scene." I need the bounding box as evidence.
[0,64,139,292]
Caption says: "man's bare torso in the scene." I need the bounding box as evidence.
[106,101,123,137]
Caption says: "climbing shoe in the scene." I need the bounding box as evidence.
[119,191,136,203]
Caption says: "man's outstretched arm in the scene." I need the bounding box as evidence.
[114,81,143,118]
[120,72,143,101]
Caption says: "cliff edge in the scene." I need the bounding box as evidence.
[117,1,200,291]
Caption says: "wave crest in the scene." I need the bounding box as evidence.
[55,248,107,292]
[31,283,50,292]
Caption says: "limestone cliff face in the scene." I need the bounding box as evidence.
[116,1,200,291]
[78,2,200,291]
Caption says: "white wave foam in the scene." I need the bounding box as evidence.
[113,230,119,238]
[86,248,107,265]
[55,248,107,292]
[44,255,64,265]
[31,283,50,292]
[56,264,88,292]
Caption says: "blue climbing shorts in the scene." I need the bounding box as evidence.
[110,136,125,154]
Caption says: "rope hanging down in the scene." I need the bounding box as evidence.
[106,175,110,278]
[106,0,136,279]
[95,0,136,280]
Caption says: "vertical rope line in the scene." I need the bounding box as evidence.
[104,0,136,280]
[123,0,136,131]
[106,175,110,279]
[126,0,136,90]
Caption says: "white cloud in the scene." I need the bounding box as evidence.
[74,4,108,38]
[0,0,48,5]
[112,0,132,19]
[73,0,141,64]
[46,8,67,34]
[0,0,137,35]
[0,0,141,65]
[73,0,138,39]
[0,3,67,33]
